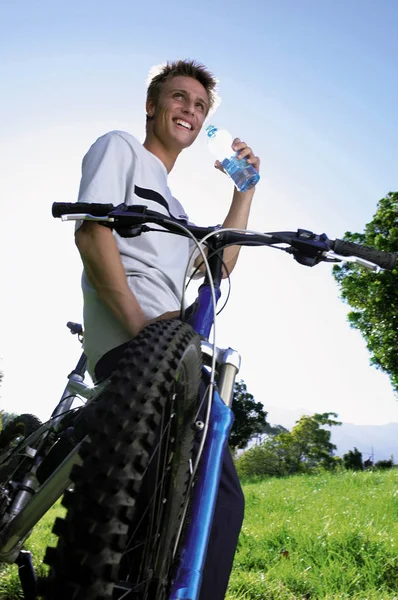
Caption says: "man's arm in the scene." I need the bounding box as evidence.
[220,186,255,277]
[75,134,179,335]
[194,138,260,279]
[75,222,148,337]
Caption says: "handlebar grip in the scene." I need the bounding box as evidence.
[52,202,115,218]
[332,238,397,270]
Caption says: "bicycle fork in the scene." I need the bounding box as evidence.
[170,345,241,600]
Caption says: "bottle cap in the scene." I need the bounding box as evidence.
[205,125,217,138]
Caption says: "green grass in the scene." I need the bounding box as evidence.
[0,502,65,600]
[0,471,397,599]
[227,469,398,599]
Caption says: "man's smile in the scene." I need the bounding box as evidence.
[173,118,193,131]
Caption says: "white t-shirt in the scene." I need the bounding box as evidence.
[76,130,196,376]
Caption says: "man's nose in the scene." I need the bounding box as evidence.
[183,100,195,115]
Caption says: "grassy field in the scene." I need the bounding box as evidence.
[227,469,398,600]
[0,470,397,599]
[0,502,64,600]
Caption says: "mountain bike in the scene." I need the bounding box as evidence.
[0,201,395,600]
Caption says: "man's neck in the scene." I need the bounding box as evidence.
[143,134,179,174]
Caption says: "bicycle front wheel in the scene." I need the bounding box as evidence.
[40,319,201,600]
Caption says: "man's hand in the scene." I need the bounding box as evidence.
[214,138,260,175]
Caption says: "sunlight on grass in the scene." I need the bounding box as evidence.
[0,501,65,599]
[227,469,398,599]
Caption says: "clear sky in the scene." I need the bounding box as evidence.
[1,0,398,428]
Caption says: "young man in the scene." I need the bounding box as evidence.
[75,59,260,599]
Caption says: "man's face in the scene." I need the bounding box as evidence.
[146,76,209,151]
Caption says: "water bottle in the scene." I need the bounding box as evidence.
[206,125,260,192]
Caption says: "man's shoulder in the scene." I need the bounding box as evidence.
[82,131,145,168]
[94,130,142,151]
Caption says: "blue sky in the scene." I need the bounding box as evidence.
[1,0,398,431]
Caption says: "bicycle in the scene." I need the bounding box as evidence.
[0,201,395,600]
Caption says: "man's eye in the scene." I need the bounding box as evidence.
[174,92,184,99]
[196,103,205,111]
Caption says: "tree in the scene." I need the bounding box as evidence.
[374,458,394,470]
[333,192,398,393]
[343,447,363,470]
[282,412,342,473]
[235,437,289,479]
[235,412,342,478]
[229,380,269,449]
[0,411,18,429]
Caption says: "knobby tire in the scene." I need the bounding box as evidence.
[40,319,201,600]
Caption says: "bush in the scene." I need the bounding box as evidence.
[374,458,394,470]
[343,447,363,470]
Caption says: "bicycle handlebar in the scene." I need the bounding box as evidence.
[330,238,396,270]
[52,201,397,271]
[52,202,115,218]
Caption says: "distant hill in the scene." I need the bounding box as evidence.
[265,406,398,462]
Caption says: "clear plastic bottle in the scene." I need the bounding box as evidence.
[206,125,260,192]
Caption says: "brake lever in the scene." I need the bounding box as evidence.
[324,251,381,273]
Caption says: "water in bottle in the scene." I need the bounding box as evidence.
[206,125,260,192]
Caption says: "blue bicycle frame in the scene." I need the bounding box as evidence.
[169,282,237,600]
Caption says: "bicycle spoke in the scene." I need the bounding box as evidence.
[123,413,175,559]
[140,398,167,574]
[122,391,180,597]
[152,391,177,570]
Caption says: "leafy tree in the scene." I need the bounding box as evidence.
[343,447,363,470]
[249,423,289,447]
[0,411,18,429]
[235,412,342,478]
[262,423,289,437]
[333,192,398,393]
[229,380,269,449]
[235,437,289,479]
[283,412,342,472]
[374,458,394,470]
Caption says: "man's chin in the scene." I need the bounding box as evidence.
[171,137,195,153]
[175,131,199,149]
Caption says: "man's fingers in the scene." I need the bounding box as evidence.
[250,156,260,171]
[214,159,225,173]
[215,138,260,174]
[237,147,253,160]
[233,142,260,173]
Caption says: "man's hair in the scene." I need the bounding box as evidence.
[146,59,218,115]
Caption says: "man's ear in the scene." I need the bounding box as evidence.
[146,98,155,118]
